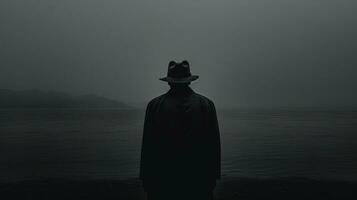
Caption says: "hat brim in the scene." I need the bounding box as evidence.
[159,75,199,83]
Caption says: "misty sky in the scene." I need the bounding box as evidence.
[0,0,356,108]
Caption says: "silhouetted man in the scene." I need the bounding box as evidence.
[140,60,221,200]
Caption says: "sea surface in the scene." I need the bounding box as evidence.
[1,108,357,183]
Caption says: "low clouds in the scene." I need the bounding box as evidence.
[0,0,356,107]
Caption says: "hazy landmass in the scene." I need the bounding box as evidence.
[0,89,131,109]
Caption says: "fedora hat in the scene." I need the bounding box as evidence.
[159,60,199,83]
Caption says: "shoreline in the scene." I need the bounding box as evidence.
[1,177,356,200]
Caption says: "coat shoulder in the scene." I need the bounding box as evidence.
[192,92,216,108]
[146,93,167,108]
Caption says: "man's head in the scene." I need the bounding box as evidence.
[159,60,199,84]
[168,82,190,88]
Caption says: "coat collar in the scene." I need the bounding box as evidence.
[167,86,195,97]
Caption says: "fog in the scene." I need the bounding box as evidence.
[1,0,356,108]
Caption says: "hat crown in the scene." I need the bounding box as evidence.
[159,60,198,83]
[167,60,192,78]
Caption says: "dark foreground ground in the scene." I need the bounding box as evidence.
[1,178,356,200]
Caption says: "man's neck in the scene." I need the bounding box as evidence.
[168,85,194,96]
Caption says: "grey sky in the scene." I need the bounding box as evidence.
[1,0,356,107]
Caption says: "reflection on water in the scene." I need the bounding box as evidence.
[0,108,357,183]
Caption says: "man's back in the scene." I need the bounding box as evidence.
[140,86,220,193]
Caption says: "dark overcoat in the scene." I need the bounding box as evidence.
[139,87,221,192]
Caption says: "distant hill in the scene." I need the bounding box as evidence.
[0,89,131,109]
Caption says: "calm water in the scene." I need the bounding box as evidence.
[0,108,357,183]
